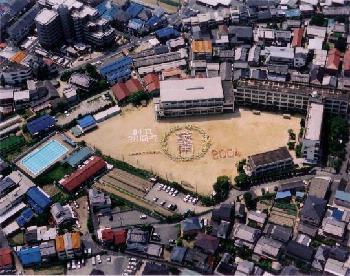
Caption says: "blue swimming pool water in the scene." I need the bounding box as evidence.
[21,139,68,176]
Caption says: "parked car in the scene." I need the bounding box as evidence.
[96,255,102,264]
[153,197,158,202]
[92,257,96,266]
[140,214,147,219]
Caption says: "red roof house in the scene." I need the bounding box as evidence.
[60,156,106,192]
[0,248,13,270]
[112,79,143,101]
[326,48,341,73]
[343,48,350,77]
[292,28,304,48]
[101,228,114,243]
[114,229,127,245]
[143,73,160,93]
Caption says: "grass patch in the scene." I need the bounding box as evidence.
[8,231,25,246]
[33,265,65,275]
[0,135,26,156]
[35,163,74,185]
[274,202,297,215]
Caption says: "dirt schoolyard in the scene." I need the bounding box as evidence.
[80,104,301,195]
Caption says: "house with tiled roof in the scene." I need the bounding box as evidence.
[0,247,13,271]
[112,78,143,101]
[325,48,341,75]
[194,233,219,255]
[55,232,82,260]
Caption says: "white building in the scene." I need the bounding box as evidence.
[0,60,32,86]
[302,102,324,164]
[155,77,226,119]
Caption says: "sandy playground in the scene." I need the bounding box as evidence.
[80,104,301,195]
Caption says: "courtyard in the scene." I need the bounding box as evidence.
[79,104,301,195]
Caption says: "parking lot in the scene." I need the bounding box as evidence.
[68,254,129,275]
[98,210,159,229]
[145,183,210,214]
[152,223,180,245]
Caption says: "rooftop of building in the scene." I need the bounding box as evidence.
[304,102,324,141]
[159,77,223,102]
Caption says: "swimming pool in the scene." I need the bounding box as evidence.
[21,139,68,176]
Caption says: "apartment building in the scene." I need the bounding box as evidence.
[235,80,349,116]
[155,77,225,119]
[37,0,115,48]
[7,4,41,45]
[0,60,32,86]
[244,147,294,177]
[35,9,63,48]
[302,102,324,164]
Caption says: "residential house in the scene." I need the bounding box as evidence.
[184,248,214,274]
[228,26,253,45]
[88,188,111,214]
[212,203,233,222]
[325,48,341,75]
[236,260,255,275]
[233,224,261,249]
[321,217,346,241]
[170,247,187,264]
[181,217,202,237]
[0,248,13,271]
[112,78,143,101]
[39,241,56,263]
[324,258,349,276]
[191,40,213,61]
[343,48,350,77]
[142,262,169,275]
[247,211,267,228]
[17,247,41,267]
[55,232,82,260]
[291,28,304,47]
[308,176,330,199]
[194,233,219,255]
[253,236,283,260]
[286,240,314,263]
[50,203,76,227]
[264,223,292,243]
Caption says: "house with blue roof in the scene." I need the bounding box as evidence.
[126,3,143,18]
[26,187,52,214]
[334,190,350,208]
[96,0,119,21]
[275,190,292,201]
[100,56,133,84]
[155,27,180,41]
[77,115,97,133]
[26,115,56,136]
[17,247,41,267]
[65,147,94,168]
[16,208,34,227]
[127,18,145,34]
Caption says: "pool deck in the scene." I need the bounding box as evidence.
[16,133,75,179]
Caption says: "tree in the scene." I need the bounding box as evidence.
[237,159,246,174]
[85,64,100,79]
[244,192,256,210]
[234,173,250,189]
[128,91,149,106]
[310,14,327,26]
[300,118,305,128]
[213,176,231,202]
[335,37,347,52]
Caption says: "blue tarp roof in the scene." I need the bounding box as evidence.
[26,187,52,213]
[126,3,143,18]
[332,208,344,221]
[18,247,41,267]
[100,56,133,76]
[146,16,160,27]
[285,9,300,18]
[276,190,291,199]
[77,115,96,129]
[335,190,350,202]
[106,68,131,84]
[66,147,94,167]
[16,208,34,227]
[27,115,56,136]
[155,27,180,39]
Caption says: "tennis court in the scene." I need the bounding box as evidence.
[20,140,69,177]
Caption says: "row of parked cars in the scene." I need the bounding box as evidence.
[67,259,85,270]
[183,194,199,205]
[122,258,141,275]
[157,183,179,196]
